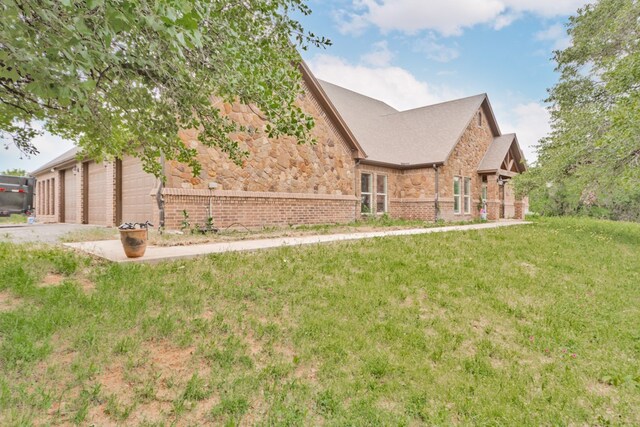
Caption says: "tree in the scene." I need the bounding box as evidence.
[516,0,640,220]
[0,0,329,177]
[1,168,27,176]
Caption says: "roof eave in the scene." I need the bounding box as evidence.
[359,158,444,170]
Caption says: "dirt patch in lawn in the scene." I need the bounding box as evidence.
[0,290,21,312]
[85,340,212,425]
[40,273,65,287]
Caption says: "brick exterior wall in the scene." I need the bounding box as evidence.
[31,93,527,228]
[389,199,436,221]
[34,169,61,223]
[161,188,357,230]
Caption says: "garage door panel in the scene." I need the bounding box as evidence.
[64,169,76,223]
[87,162,106,225]
[121,157,156,223]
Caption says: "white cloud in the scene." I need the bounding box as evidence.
[360,41,394,67]
[535,23,572,50]
[307,54,463,110]
[414,34,459,62]
[498,102,551,164]
[336,0,591,36]
[493,11,522,30]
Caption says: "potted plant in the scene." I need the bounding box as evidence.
[118,221,153,258]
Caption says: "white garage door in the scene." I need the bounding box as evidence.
[87,161,107,225]
[63,169,76,223]
[121,156,156,223]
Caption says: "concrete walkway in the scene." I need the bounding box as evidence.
[63,220,530,264]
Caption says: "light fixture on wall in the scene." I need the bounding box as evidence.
[497,177,506,186]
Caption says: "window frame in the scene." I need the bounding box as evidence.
[375,174,388,214]
[360,172,373,214]
[453,176,461,214]
[463,177,471,214]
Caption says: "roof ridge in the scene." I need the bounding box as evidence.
[382,93,487,117]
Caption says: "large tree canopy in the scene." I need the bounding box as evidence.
[517,0,640,220]
[0,0,329,176]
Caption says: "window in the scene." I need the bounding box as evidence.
[376,175,387,213]
[463,177,471,214]
[453,176,461,214]
[361,173,372,213]
[478,111,483,126]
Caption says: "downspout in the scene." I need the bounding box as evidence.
[156,152,166,230]
[434,165,440,222]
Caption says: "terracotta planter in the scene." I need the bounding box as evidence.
[119,229,148,258]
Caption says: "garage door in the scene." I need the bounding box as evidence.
[121,156,156,223]
[87,161,107,225]
[63,169,76,223]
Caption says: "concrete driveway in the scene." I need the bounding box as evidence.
[0,223,109,244]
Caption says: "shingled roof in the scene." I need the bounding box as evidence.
[30,147,79,175]
[318,80,502,167]
[478,133,527,173]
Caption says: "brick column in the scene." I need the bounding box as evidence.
[55,170,64,222]
[74,163,83,223]
[105,161,117,227]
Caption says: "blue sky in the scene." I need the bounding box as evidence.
[1,0,588,173]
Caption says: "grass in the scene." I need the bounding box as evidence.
[60,215,483,246]
[0,214,27,224]
[1,216,639,425]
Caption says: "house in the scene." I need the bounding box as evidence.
[31,62,527,229]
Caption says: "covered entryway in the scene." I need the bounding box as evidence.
[119,156,156,224]
[87,161,107,225]
[63,168,76,223]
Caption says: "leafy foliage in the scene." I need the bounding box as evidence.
[0,168,27,177]
[0,0,329,177]
[516,0,640,220]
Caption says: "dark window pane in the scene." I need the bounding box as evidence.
[376,195,386,213]
[361,194,371,213]
[376,175,387,194]
[361,174,371,193]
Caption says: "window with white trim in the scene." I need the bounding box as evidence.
[361,173,373,214]
[463,177,471,214]
[376,175,388,213]
[453,176,461,214]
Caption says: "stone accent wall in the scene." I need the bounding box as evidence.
[166,84,355,196]
[162,188,356,230]
[162,82,358,228]
[439,106,495,221]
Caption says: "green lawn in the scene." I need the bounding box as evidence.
[0,214,27,224]
[0,217,639,425]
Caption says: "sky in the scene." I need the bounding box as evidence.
[0,0,590,173]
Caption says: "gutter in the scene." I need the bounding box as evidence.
[359,159,445,170]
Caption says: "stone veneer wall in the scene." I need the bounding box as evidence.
[162,188,356,230]
[162,81,358,228]
[438,106,496,221]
